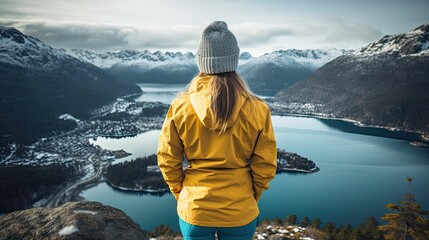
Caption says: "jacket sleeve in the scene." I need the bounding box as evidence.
[250,108,277,202]
[157,105,184,200]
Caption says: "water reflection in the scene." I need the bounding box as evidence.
[89,130,161,164]
[133,83,186,104]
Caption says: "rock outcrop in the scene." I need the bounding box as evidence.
[0,201,147,240]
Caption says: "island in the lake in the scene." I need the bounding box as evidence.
[112,149,132,159]
[104,149,319,193]
[104,154,169,193]
[276,149,320,173]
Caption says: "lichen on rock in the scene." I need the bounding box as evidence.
[0,201,147,240]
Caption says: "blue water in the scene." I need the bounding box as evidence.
[132,83,186,104]
[83,114,429,231]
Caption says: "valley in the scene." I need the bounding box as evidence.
[0,99,169,212]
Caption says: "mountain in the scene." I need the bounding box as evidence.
[237,49,346,95]
[275,23,429,134]
[66,49,256,84]
[0,26,142,146]
[67,48,343,95]
[66,49,198,83]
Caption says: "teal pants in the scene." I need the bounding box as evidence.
[179,217,257,240]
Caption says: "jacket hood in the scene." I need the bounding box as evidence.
[189,75,247,130]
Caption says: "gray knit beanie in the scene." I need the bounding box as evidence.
[196,21,240,74]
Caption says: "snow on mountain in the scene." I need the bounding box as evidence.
[238,52,255,65]
[65,49,196,69]
[0,26,77,69]
[254,49,348,71]
[65,49,255,83]
[353,23,429,56]
[237,49,346,95]
[279,49,349,70]
[0,25,141,145]
[66,49,254,69]
[65,45,344,89]
[275,22,429,135]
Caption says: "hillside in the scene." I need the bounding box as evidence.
[0,26,142,147]
[274,23,429,135]
[238,49,346,95]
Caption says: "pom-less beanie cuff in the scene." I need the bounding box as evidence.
[197,51,239,74]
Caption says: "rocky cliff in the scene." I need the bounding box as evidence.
[0,201,147,240]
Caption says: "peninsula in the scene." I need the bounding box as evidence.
[104,149,319,193]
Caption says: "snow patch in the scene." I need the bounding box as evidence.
[240,49,346,72]
[32,198,48,208]
[256,234,266,239]
[74,210,97,215]
[58,226,79,236]
[66,49,196,70]
[58,114,81,123]
[2,144,17,163]
[352,25,429,56]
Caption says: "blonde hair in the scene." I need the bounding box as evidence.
[182,72,258,133]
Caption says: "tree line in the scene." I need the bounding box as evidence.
[145,177,428,240]
[277,149,318,172]
[0,163,82,213]
[105,154,168,191]
[259,177,428,239]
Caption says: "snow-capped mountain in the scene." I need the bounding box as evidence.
[66,47,343,93]
[266,49,348,70]
[353,23,429,56]
[65,49,198,83]
[0,26,85,69]
[65,49,196,70]
[66,49,255,83]
[275,23,429,134]
[238,49,346,95]
[0,25,141,145]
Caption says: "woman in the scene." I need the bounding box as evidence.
[157,21,277,240]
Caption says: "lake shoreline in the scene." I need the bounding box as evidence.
[76,110,425,198]
[101,165,321,194]
[277,166,320,174]
[105,181,169,193]
[74,85,429,231]
[271,112,429,145]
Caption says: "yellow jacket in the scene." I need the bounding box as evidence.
[157,75,277,227]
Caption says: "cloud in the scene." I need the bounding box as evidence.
[0,19,382,54]
[321,18,383,44]
[231,20,382,50]
[230,22,294,47]
[0,19,201,51]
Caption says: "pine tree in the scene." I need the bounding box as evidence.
[362,216,383,240]
[284,214,298,225]
[351,216,383,240]
[272,216,283,226]
[335,224,353,240]
[323,222,336,240]
[379,177,429,239]
[301,216,310,227]
[311,218,321,229]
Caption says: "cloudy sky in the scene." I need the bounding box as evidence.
[1,0,428,56]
